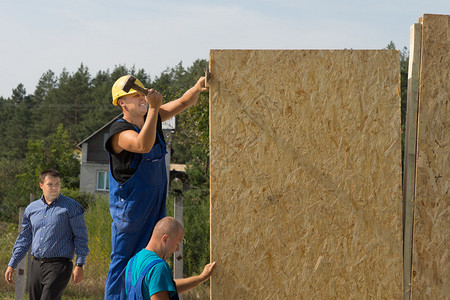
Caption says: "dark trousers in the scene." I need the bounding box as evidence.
[29,259,72,300]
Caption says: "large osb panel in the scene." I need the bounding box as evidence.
[413,14,450,299]
[209,50,402,299]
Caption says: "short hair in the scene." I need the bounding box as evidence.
[39,169,61,184]
[153,217,184,239]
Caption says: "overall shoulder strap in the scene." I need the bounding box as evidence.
[139,258,165,280]
[126,256,164,299]
[126,256,136,297]
[116,118,141,132]
[128,258,165,299]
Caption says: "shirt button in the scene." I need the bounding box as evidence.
[121,199,124,202]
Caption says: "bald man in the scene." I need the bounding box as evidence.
[125,217,216,300]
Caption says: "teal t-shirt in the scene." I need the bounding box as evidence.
[125,249,177,299]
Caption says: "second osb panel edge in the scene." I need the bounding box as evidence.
[412,14,450,299]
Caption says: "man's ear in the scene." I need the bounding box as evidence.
[161,234,169,244]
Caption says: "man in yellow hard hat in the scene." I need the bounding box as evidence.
[104,75,208,300]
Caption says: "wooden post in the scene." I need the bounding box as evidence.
[402,22,422,300]
[14,207,26,300]
[173,195,184,300]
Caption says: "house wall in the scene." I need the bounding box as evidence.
[79,162,109,194]
[86,128,109,164]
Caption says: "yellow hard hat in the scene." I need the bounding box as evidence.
[111,75,146,106]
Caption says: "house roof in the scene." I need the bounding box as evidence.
[77,113,123,147]
[77,113,176,147]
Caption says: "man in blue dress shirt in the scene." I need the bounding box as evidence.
[4,169,89,300]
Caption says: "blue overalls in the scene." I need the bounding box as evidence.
[105,120,168,300]
[125,257,179,300]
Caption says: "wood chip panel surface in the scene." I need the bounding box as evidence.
[412,14,450,299]
[209,50,402,299]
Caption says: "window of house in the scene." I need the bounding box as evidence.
[97,171,109,191]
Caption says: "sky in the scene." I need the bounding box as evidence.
[0,0,448,98]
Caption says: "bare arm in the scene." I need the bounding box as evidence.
[111,108,159,154]
[112,90,162,154]
[159,77,208,122]
[174,261,216,294]
[151,291,170,300]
